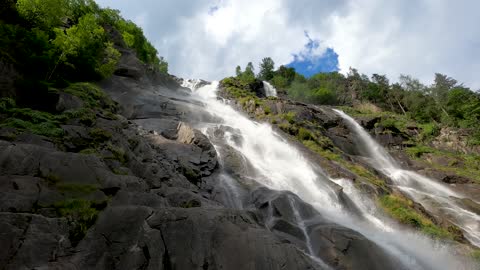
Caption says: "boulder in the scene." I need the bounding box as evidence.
[55,92,84,112]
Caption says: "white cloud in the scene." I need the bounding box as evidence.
[95,0,480,89]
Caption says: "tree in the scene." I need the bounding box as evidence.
[399,74,426,92]
[276,65,296,84]
[429,73,458,119]
[96,42,121,78]
[235,65,242,77]
[245,62,255,75]
[240,62,255,83]
[50,13,104,79]
[156,56,168,74]
[68,0,101,22]
[258,57,275,81]
[16,0,69,29]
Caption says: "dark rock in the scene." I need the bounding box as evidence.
[308,224,406,270]
[0,127,17,141]
[250,188,407,270]
[61,125,92,151]
[110,190,168,208]
[114,50,144,79]
[442,174,473,184]
[0,60,19,98]
[55,92,84,112]
[134,118,180,140]
[0,176,43,212]
[326,126,360,155]
[249,79,266,98]
[357,116,380,130]
[15,133,56,149]
[0,213,71,269]
[146,208,323,270]
[66,206,157,270]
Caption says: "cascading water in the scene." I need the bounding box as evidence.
[333,109,480,248]
[262,81,278,97]
[184,81,473,269]
[181,78,203,90]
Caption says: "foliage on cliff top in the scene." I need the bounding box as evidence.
[1,0,168,103]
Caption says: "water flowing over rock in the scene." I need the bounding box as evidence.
[334,109,480,248]
[263,81,278,97]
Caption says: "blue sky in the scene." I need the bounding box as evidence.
[287,33,339,77]
[95,0,480,89]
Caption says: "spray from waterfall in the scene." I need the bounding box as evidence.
[333,109,480,248]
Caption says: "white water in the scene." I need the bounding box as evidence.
[334,109,480,248]
[181,78,203,90]
[262,81,278,97]
[185,81,472,270]
[331,178,394,232]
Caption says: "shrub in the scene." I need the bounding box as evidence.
[54,199,104,245]
[418,123,440,141]
[297,127,313,141]
[405,145,435,158]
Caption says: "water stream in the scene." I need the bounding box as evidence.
[263,81,278,97]
[333,109,480,248]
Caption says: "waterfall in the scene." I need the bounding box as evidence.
[184,81,472,270]
[333,109,480,248]
[262,81,278,97]
[181,78,203,90]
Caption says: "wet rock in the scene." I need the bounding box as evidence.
[146,207,323,270]
[455,198,480,215]
[326,126,360,155]
[250,188,406,270]
[308,224,406,270]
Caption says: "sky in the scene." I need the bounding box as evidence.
[96,0,480,89]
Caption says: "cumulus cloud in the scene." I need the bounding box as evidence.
[96,0,480,89]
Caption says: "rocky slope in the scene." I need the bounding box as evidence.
[0,48,429,270]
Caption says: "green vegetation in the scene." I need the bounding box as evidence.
[1,0,168,119]
[105,143,127,164]
[56,183,99,195]
[405,145,435,158]
[406,145,480,183]
[54,199,105,245]
[472,249,480,263]
[0,83,116,138]
[229,56,480,145]
[258,57,275,81]
[89,127,113,142]
[379,194,454,239]
[0,97,64,137]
